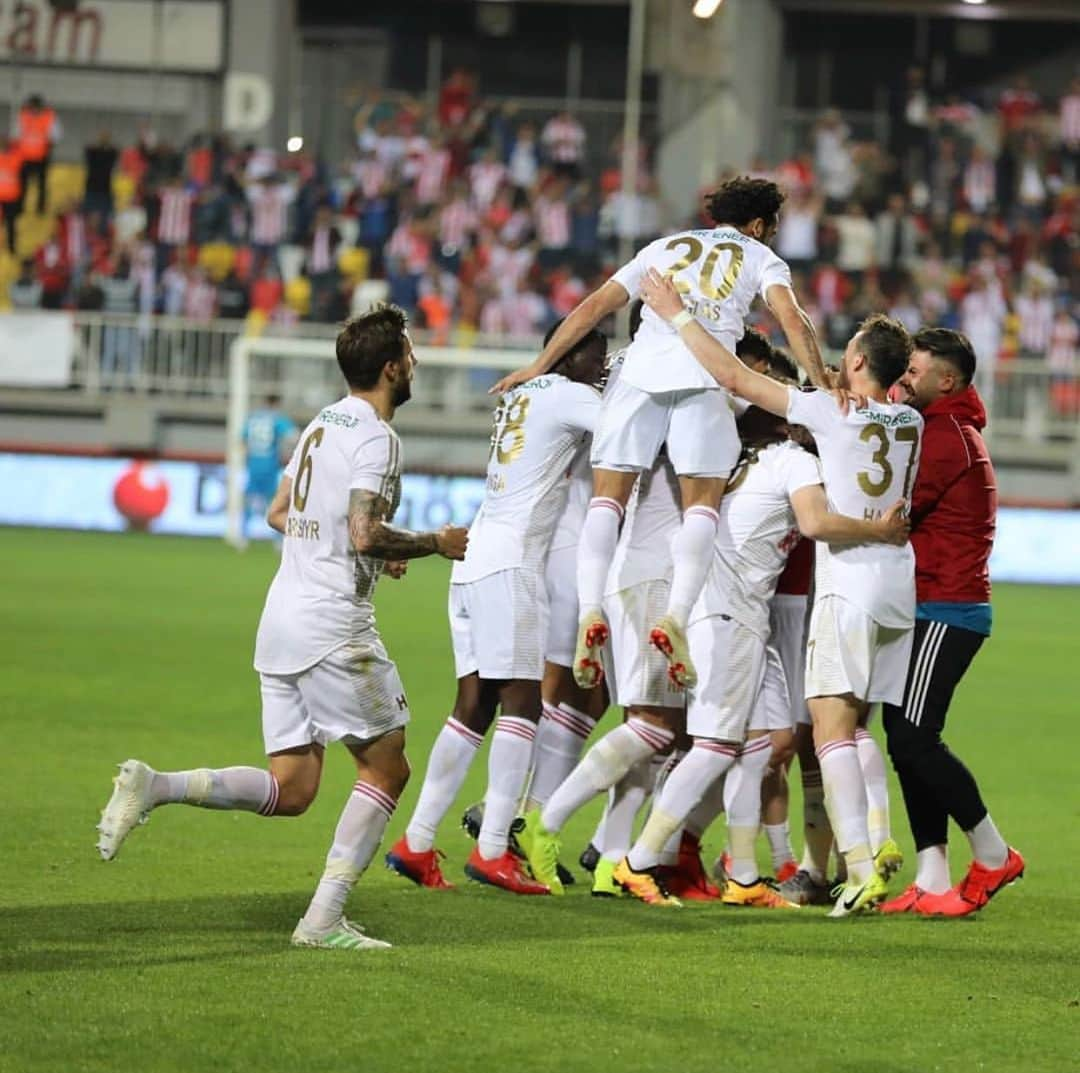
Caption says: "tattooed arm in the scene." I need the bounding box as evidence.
[348,489,469,560]
[765,283,830,388]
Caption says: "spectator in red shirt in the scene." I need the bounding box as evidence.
[438,68,474,129]
[881,327,1023,918]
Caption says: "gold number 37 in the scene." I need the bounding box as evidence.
[663,236,745,301]
[857,423,919,499]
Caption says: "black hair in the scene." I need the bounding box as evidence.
[628,299,643,341]
[767,348,799,382]
[856,314,913,390]
[335,304,409,390]
[735,327,775,367]
[544,318,607,367]
[705,177,785,229]
[912,326,976,386]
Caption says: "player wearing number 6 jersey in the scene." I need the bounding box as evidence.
[97,307,469,950]
[641,269,921,917]
[491,178,829,694]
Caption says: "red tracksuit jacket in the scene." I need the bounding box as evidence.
[909,386,996,605]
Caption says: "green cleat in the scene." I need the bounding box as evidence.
[828,872,889,918]
[874,838,904,880]
[521,808,564,896]
[591,857,622,898]
[291,917,391,950]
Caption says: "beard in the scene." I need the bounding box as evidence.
[391,377,412,407]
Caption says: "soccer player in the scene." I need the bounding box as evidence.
[97,306,469,950]
[385,331,606,895]
[491,177,829,692]
[614,386,910,908]
[880,327,1023,916]
[640,268,919,915]
[243,393,297,543]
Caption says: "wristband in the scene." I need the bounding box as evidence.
[671,309,694,330]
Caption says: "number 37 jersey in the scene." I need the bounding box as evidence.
[255,395,402,676]
[453,374,601,584]
[786,388,923,628]
[611,226,792,394]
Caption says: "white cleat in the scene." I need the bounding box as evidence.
[290,917,392,951]
[97,759,156,861]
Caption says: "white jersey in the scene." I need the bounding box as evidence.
[453,374,601,583]
[611,226,792,393]
[549,443,592,554]
[786,388,923,627]
[605,455,681,595]
[254,395,401,676]
[692,441,822,639]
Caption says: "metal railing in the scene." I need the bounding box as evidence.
[6,312,1079,458]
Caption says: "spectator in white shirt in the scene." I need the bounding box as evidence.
[775,187,821,271]
[834,200,877,278]
[1015,280,1055,358]
[541,110,586,178]
[508,122,540,189]
[961,275,1008,403]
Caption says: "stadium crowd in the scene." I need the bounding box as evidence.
[1,69,1078,386]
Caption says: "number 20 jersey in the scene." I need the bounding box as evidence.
[786,387,923,628]
[610,226,792,394]
[452,374,602,585]
[254,395,402,676]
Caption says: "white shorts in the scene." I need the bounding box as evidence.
[591,376,740,478]
[748,644,792,733]
[686,615,767,741]
[449,568,548,681]
[770,593,811,727]
[603,579,684,710]
[805,595,914,707]
[260,637,410,755]
[544,544,578,669]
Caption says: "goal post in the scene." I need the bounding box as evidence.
[224,332,531,547]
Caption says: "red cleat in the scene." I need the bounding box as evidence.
[464,847,550,895]
[775,859,799,885]
[385,837,454,889]
[956,847,1025,908]
[915,887,981,918]
[879,883,926,915]
[666,833,722,900]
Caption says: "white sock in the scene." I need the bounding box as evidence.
[405,717,483,853]
[764,822,795,870]
[817,739,874,884]
[685,773,726,840]
[666,505,720,627]
[301,781,396,931]
[855,727,891,852]
[478,716,536,860]
[966,814,1008,869]
[723,737,772,883]
[525,702,596,811]
[799,767,832,882]
[541,718,673,834]
[915,845,951,894]
[600,759,653,862]
[576,497,624,612]
[151,767,278,815]
[628,740,737,871]
[658,823,683,867]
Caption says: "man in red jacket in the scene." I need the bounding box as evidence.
[881,327,1024,917]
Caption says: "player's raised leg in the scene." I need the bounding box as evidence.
[293,729,409,950]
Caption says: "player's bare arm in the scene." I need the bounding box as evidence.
[348,489,468,560]
[489,280,628,394]
[790,485,910,547]
[765,284,831,388]
[266,475,292,533]
[639,268,790,418]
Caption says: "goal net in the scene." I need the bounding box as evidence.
[224,332,531,546]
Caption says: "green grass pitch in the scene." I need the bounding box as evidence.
[1,528,1078,1073]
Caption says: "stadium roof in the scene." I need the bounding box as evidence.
[775,0,1080,20]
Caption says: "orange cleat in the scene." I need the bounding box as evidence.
[774,859,799,885]
[914,887,981,918]
[464,847,550,895]
[385,837,455,889]
[879,883,926,915]
[956,847,1025,908]
[666,832,722,900]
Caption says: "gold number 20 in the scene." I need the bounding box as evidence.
[663,237,745,301]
